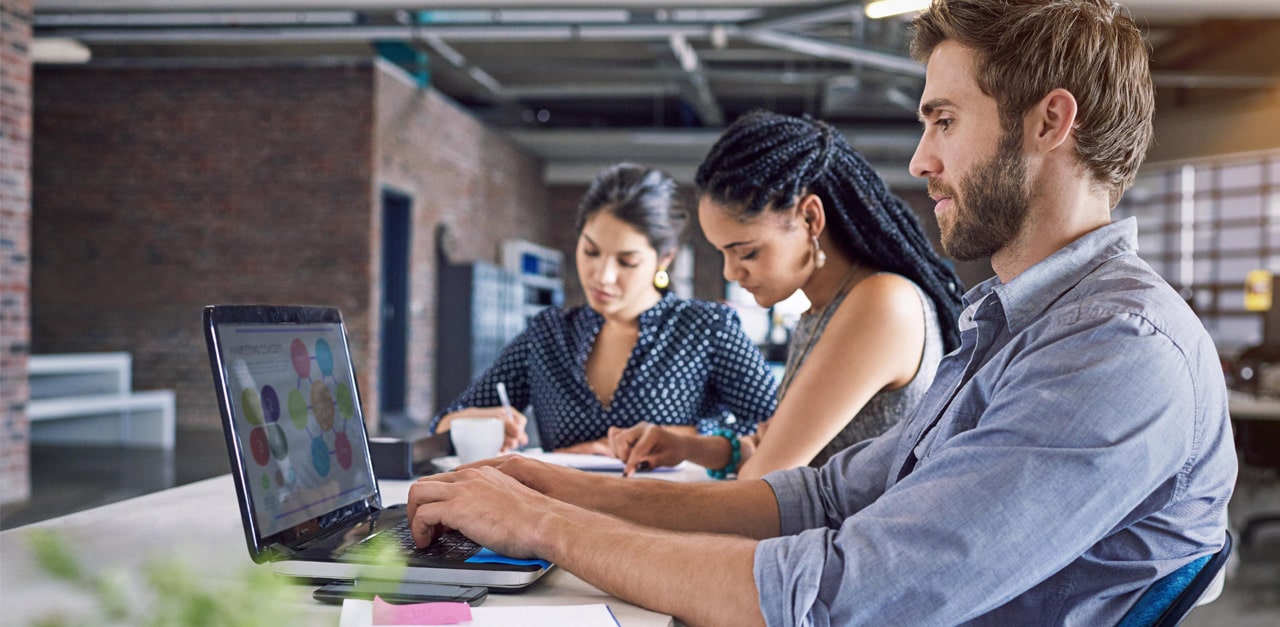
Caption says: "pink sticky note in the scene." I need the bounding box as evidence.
[371,596,473,625]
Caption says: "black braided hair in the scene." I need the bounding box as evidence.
[695,110,964,352]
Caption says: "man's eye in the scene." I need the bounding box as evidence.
[936,118,953,130]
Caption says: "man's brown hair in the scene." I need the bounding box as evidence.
[911,0,1154,206]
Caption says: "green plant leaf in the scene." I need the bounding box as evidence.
[28,529,82,583]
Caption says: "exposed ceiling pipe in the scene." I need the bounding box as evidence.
[742,29,926,77]
[745,3,859,32]
[418,34,503,96]
[34,11,359,26]
[501,83,682,99]
[505,127,925,157]
[38,23,732,45]
[668,33,725,126]
[34,0,810,10]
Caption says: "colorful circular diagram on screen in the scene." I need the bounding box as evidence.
[311,381,336,431]
[310,435,331,476]
[260,385,280,424]
[287,389,308,429]
[315,338,334,376]
[335,383,355,420]
[334,431,353,470]
[242,389,264,426]
[290,338,310,379]
[249,426,270,466]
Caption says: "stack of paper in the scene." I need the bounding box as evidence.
[431,450,683,473]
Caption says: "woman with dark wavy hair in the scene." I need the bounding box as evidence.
[432,163,778,455]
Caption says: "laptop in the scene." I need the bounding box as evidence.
[203,304,551,589]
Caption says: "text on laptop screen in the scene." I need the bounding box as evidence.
[217,321,374,538]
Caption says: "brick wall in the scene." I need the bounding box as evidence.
[373,62,553,421]
[31,62,375,432]
[545,185,586,306]
[0,0,32,505]
[31,60,566,433]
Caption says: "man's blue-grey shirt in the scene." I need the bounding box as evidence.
[754,218,1237,626]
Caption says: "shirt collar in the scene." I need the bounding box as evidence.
[962,217,1140,334]
[580,290,677,330]
[638,291,678,325]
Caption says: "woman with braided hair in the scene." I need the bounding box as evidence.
[609,110,964,479]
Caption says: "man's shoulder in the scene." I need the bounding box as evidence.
[1056,253,1200,338]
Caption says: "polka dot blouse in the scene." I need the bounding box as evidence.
[432,292,779,450]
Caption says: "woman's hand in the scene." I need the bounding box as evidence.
[436,406,529,452]
[607,423,691,477]
[554,437,613,457]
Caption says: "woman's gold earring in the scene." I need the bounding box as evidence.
[812,237,827,269]
[654,268,670,290]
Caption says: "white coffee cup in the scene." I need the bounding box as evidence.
[450,417,505,465]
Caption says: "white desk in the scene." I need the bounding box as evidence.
[1226,391,1280,547]
[1228,390,1280,421]
[0,467,707,626]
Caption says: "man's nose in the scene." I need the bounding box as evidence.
[909,133,939,180]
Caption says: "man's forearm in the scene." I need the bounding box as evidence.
[551,474,781,539]
[535,505,766,627]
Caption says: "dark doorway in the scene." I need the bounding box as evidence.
[379,189,412,422]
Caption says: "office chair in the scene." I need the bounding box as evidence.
[1115,530,1233,627]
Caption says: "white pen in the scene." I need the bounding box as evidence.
[496,382,514,424]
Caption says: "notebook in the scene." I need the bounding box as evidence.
[203,304,551,589]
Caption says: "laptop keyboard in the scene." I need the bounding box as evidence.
[416,528,483,561]
[346,520,482,562]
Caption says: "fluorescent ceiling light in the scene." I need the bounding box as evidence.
[865,0,932,19]
[31,38,91,64]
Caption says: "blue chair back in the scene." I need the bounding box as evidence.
[1116,530,1232,627]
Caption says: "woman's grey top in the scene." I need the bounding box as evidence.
[779,275,944,467]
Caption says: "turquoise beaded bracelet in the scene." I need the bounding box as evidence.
[706,428,741,480]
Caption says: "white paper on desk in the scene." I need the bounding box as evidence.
[432,451,683,473]
[339,598,621,627]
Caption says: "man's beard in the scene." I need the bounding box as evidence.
[931,134,1030,262]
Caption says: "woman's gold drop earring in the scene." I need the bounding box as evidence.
[812,236,827,269]
[654,267,670,290]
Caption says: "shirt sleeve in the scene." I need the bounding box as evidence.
[752,312,1206,626]
[429,321,536,432]
[706,307,779,435]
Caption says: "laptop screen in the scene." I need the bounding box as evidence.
[209,307,377,541]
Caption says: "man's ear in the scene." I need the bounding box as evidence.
[796,193,826,237]
[1028,88,1078,154]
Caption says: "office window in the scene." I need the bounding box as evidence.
[1115,149,1280,354]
